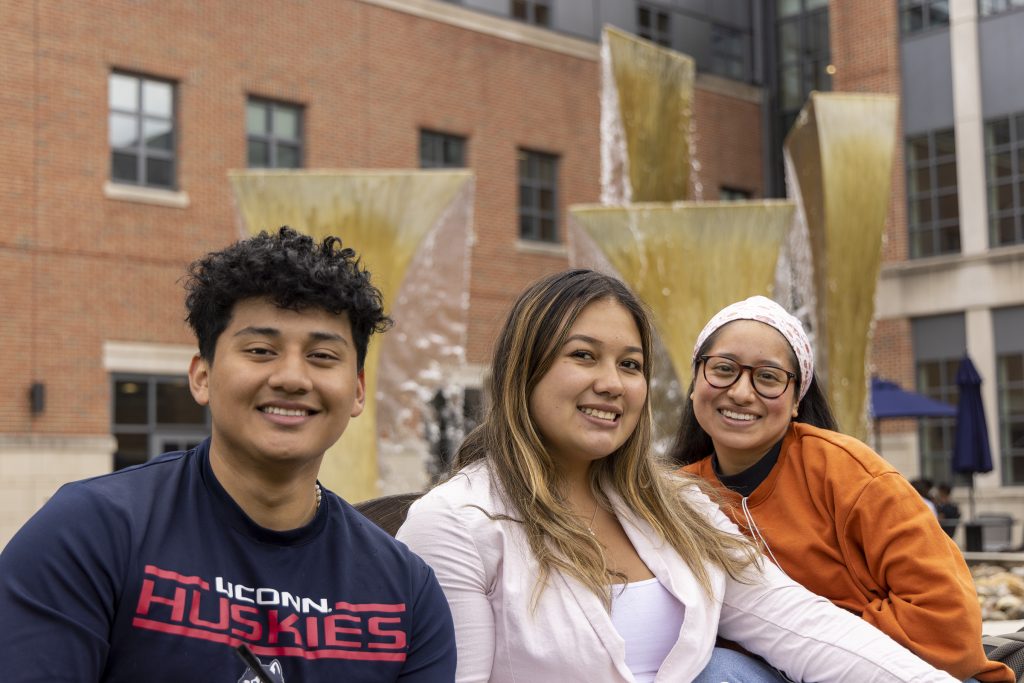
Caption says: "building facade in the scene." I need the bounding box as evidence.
[2,0,1022,548]
[0,0,762,545]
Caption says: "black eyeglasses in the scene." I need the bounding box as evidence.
[698,355,795,399]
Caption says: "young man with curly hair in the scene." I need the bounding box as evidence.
[0,228,456,682]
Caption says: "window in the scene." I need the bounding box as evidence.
[112,374,209,470]
[246,98,303,169]
[420,130,467,169]
[906,129,961,258]
[980,0,1024,16]
[912,314,966,484]
[637,4,671,48]
[985,113,1024,247]
[994,307,1024,484]
[899,0,950,34]
[720,186,753,201]
[109,72,176,189]
[711,24,748,81]
[511,0,549,26]
[773,1,831,194]
[518,149,559,242]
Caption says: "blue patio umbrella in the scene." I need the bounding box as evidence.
[869,377,957,452]
[952,355,993,520]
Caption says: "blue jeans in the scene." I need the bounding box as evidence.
[693,647,789,682]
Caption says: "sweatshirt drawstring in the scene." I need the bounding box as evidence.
[740,496,785,572]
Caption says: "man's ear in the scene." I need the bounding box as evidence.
[350,369,366,418]
[188,354,211,407]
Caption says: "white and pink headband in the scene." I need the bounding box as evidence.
[692,295,814,402]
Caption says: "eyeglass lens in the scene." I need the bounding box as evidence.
[702,356,791,398]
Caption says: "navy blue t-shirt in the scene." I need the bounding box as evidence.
[0,440,456,682]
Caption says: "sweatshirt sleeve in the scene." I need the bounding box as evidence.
[689,487,959,682]
[0,483,128,682]
[397,491,495,683]
[841,473,1012,682]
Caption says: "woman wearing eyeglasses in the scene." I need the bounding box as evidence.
[673,296,1012,683]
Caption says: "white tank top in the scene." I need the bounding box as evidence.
[609,577,686,682]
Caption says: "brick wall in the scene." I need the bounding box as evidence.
[0,0,764,439]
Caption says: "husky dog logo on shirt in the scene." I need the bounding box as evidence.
[237,657,285,683]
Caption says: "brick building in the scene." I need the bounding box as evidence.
[2,0,1022,548]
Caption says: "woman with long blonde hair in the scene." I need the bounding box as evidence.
[398,269,956,682]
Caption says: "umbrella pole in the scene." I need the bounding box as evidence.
[968,474,976,521]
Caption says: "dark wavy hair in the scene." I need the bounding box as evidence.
[183,226,392,368]
[670,324,838,466]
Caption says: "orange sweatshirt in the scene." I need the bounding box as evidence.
[681,422,1012,682]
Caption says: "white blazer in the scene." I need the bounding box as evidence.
[397,462,956,683]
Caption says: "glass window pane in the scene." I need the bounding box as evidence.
[936,161,957,189]
[109,113,139,148]
[934,130,956,157]
[540,217,556,242]
[511,0,527,20]
[912,166,931,193]
[937,193,959,220]
[914,197,933,223]
[113,433,149,471]
[156,379,206,424]
[115,380,148,424]
[778,0,802,17]
[902,6,924,32]
[991,151,1013,179]
[778,21,801,64]
[989,119,1012,148]
[143,118,173,151]
[909,137,930,164]
[277,144,301,168]
[534,3,549,26]
[996,216,1017,245]
[638,7,650,27]
[806,0,829,9]
[519,214,533,239]
[930,0,950,25]
[912,229,933,257]
[994,182,1014,211]
[939,224,961,253]
[780,66,802,110]
[145,157,173,188]
[248,140,269,167]
[539,188,554,211]
[272,106,299,139]
[142,80,172,117]
[246,102,267,134]
[111,151,138,182]
[109,73,138,111]
[1004,355,1024,382]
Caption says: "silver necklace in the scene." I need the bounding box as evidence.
[586,504,598,536]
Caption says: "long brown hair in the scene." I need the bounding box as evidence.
[452,269,758,607]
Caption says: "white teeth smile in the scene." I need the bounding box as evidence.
[721,409,757,422]
[579,407,618,421]
[261,406,310,417]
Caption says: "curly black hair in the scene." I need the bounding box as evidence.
[183,227,392,368]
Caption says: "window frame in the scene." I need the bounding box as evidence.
[984,113,1024,247]
[906,128,961,258]
[517,148,560,244]
[246,97,305,169]
[899,0,951,34]
[111,373,210,471]
[419,129,467,169]
[108,71,177,190]
[637,3,672,48]
[510,0,550,27]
